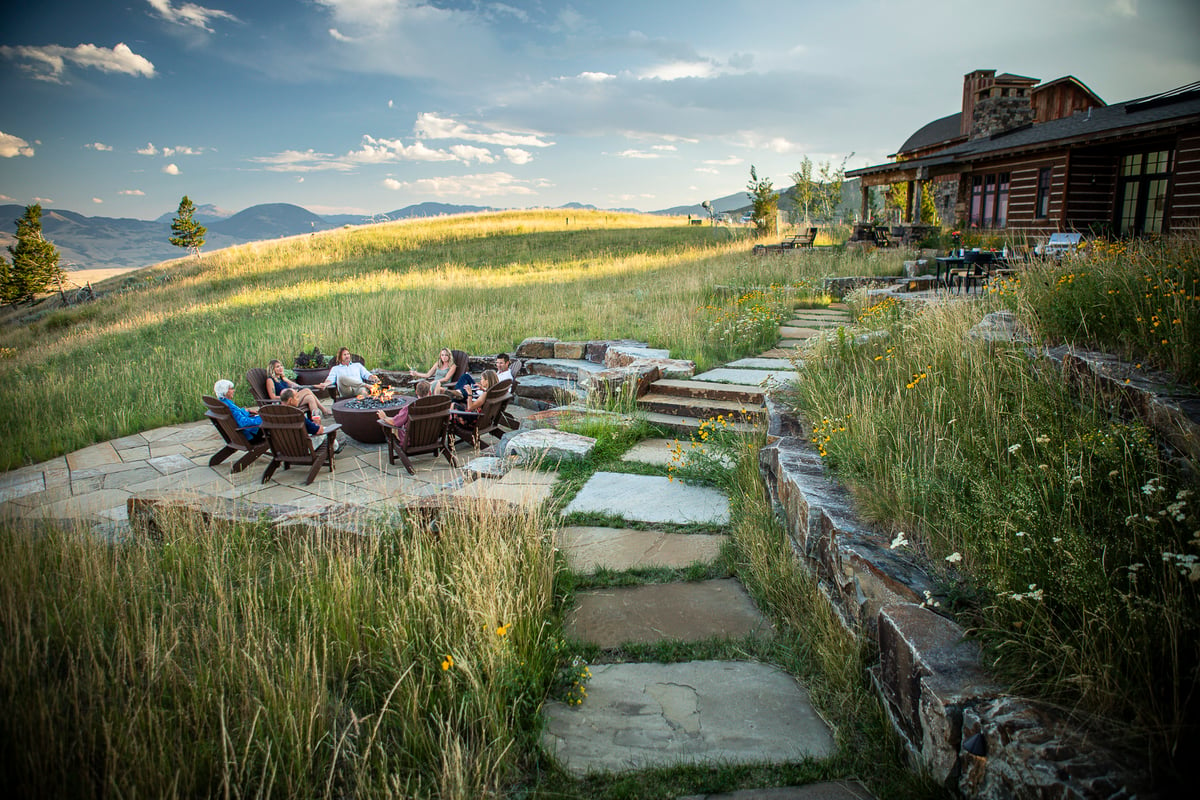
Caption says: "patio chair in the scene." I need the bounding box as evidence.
[257,404,341,485]
[202,395,269,474]
[377,394,457,474]
[952,250,994,294]
[327,352,368,401]
[450,379,512,449]
[245,367,281,408]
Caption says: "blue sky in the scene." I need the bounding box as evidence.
[1,0,1197,220]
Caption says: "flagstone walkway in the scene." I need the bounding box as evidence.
[541,303,876,797]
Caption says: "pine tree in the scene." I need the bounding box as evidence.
[746,165,778,235]
[1,204,63,305]
[169,195,207,257]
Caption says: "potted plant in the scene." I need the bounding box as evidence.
[293,346,334,386]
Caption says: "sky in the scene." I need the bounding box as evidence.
[1,0,1197,221]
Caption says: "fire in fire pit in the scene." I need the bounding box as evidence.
[341,384,406,410]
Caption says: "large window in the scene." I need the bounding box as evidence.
[969,172,1010,227]
[1035,167,1052,218]
[1117,150,1173,235]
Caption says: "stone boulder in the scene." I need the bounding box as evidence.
[581,363,661,400]
[515,337,558,359]
[584,339,649,363]
[553,341,587,359]
[603,346,695,379]
[502,429,596,464]
[968,310,1033,345]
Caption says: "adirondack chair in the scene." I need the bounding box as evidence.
[450,379,512,448]
[377,394,457,474]
[245,367,280,407]
[257,404,341,485]
[327,353,367,401]
[202,395,269,474]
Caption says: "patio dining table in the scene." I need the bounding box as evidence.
[934,256,964,291]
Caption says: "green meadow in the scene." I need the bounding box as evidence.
[1,211,1195,795]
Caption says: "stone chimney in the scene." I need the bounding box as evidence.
[961,69,1039,139]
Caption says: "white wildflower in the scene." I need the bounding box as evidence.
[1035,434,1051,444]
[945,552,963,564]
[1007,443,1022,454]
[1015,530,1027,538]
[1142,478,1164,495]
[921,589,941,609]
[890,532,909,550]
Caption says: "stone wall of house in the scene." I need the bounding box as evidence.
[970,96,1035,139]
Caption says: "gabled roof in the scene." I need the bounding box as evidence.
[994,72,1039,84]
[892,112,963,157]
[848,80,1200,179]
[1033,75,1104,107]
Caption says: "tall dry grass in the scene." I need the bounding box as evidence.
[0,499,557,798]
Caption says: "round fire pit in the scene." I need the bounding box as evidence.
[332,395,413,443]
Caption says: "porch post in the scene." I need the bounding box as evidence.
[860,183,869,221]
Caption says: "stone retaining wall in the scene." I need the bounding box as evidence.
[758,408,1152,799]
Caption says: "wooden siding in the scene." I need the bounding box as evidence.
[1171,132,1200,233]
[1064,153,1116,232]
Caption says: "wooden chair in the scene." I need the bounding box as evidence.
[872,227,892,248]
[202,395,269,474]
[377,394,457,474]
[245,367,280,407]
[257,404,341,485]
[450,379,512,448]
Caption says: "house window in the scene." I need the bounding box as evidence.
[1035,167,1052,218]
[969,172,1011,228]
[1117,149,1173,235]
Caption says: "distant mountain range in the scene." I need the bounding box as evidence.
[0,185,860,272]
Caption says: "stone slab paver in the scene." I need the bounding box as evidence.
[39,488,132,521]
[499,467,559,487]
[557,526,727,573]
[725,357,795,370]
[566,578,770,647]
[563,472,729,526]
[0,472,45,503]
[693,368,796,386]
[64,442,122,471]
[451,479,553,507]
[779,326,823,339]
[541,660,835,775]
[620,438,680,466]
[680,783,875,800]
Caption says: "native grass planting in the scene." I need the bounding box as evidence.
[786,236,1199,784]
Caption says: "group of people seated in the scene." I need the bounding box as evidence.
[214,377,343,453]
[212,346,516,453]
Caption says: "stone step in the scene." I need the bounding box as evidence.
[637,392,763,422]
[541,660,835,776]
[563,471,730,526]
[639,410,759,436]
[565,578,772,647]
[647,378,765,404]
[556,526,728,573]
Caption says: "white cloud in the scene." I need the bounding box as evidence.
[146,0,238,33]
[383,171,546,199]
[1111,0,1138,17]
[119,189,145,195]
[84,142,113,151]
[703,156,743,166]
[414,112,553,148]
[345,135,457,164]
[387,99,394,108]
[0,194,15,202]
[449,144,496,163]
[578,71,615,82]
[0,42,155,82]
[0,131,35,158]
[638,61,716,81]
[92,197,103,203]
[33,196,53,204]
[614,149,661,159]
[329,28,354,42]
[163,163,180,175]
[137,142,159,156]
[504,148,532,165]
[652,144,677,151]
[162,145,202,156]
[251,149,356,172]
[694,167,719,174]
[297,177,304,183]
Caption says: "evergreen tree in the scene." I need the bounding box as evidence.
[746,165,778,235]
[169,195,207,257]
[1,204,63,305]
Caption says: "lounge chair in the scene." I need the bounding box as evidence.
[377,394,457,474]
[257,404,341,485]
[245,367,281,407]
[450,379,512,449]
[202,395,269,474]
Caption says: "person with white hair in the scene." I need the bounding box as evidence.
[214,378,263,442]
